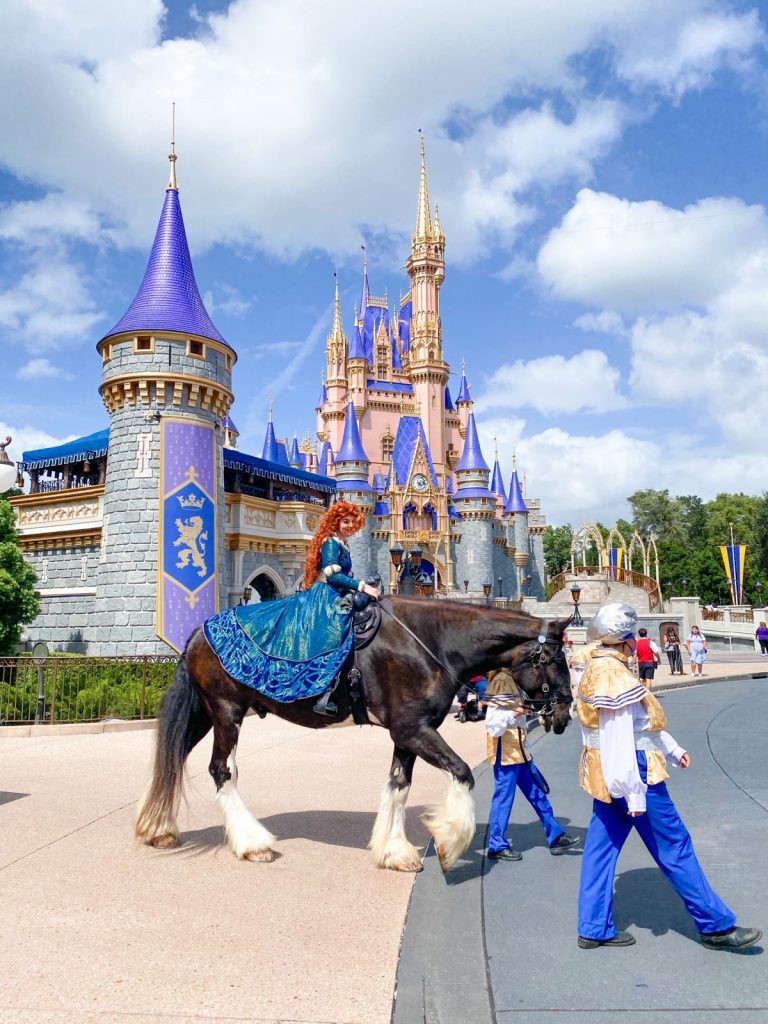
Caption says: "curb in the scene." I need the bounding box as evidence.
[0,718,158,739]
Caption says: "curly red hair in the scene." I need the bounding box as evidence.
[302,501,366,590]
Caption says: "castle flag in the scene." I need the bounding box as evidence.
[720,544,746,606]
[609,546,624,580]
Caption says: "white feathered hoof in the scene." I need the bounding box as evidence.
[147,832,180,849]
[422,779,475,872]
[243,847,275,863]
[375,840,424,873]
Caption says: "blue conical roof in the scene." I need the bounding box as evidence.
[349,323,366,359]
[456,413,489,472]
[490,458,507,502]
[456,367,471,403]
[102,185,229,348]
[315,381,327,409]
[261,420,279,463]
[318,440,333,476]
[504,470,528,513]
[444,386,455,411]
[336,402,369,463]
[288,435,302,467]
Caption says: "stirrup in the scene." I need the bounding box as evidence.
[313,688,338,716]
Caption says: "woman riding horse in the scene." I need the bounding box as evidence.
[136,503,572,871]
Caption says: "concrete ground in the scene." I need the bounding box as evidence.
[0,650,766,1024]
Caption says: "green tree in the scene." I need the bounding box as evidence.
[543,524,573,577]
[677,495,707,547]
[752,493,768,584]
[704,493,758,551]
[627,489,685,544]
[0,499,39,654]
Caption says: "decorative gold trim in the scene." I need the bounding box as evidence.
[97,329,237,366]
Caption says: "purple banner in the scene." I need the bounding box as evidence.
[157,418,217,652]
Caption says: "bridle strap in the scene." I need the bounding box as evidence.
[378,603,464,689]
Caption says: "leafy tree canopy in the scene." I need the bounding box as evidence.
[0,499,39,655]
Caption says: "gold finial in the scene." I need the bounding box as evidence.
[362,243,367,276]
[523,472,527,496]
[415,129,433,241]
[328,271,346,346]
[167,102,178,191]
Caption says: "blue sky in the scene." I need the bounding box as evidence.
[1,0,768,524]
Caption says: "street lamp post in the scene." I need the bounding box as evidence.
[678,576,690,596]
[569,583,584,627]
[463,579,469,594]
[482,582,493,605]
[755,581,764,609]
[240,584,252,606]
[523,574,532,596]
[389,541,425,595]
[497,576,503,597]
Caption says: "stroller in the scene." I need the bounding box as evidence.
[454,675,488,723]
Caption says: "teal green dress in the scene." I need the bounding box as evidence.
[203,536,361,701]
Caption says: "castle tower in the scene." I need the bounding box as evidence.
[455,362,472,435]
[504,458,530,598]
[452,413,496,593]
[334,401,374,579]
[406,137,448,474]
[93,147,235,653]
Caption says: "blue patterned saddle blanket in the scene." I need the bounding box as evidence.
[203,584,354,703]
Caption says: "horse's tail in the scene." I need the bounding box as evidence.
[135,651,210,846]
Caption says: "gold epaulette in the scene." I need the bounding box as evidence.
[578,649,646,710]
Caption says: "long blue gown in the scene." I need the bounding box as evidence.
[203,536,361,702]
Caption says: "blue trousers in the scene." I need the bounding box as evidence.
[578,754,736,940]
[488,747,565,853]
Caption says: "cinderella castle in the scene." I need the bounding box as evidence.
[10,140,547,654]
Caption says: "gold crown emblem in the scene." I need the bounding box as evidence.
[178,492,205,509]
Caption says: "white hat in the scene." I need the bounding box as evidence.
[587,603,638,644]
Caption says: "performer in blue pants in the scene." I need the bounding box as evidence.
[576,602,761,950]
[485,669,578,861]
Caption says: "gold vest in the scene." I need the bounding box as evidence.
[577,648,669,802]
[485,669,530,766]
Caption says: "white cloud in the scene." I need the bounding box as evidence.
[0,195,103,246]
[0,0,760,264]
[17,358,74,380]
[0,255,104,347]
[538,190,768,314]
[475,349,626,415]
[573,310,626,336]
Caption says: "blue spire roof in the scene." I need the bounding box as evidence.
[456,413,489,472]
[261,420,279,463]
[288,435,302,467]
[223,414,238,435]
[315,381,327,409]
[391,323,403,370]
[444,386,455,411]
[349,323,366,360]
[318,440,333,476]
[102,184,229,348]
[398,298,412,354]
[336,402,369,463]
[456,366,471,404]
[490,457,507,502]
[504,470,529,513]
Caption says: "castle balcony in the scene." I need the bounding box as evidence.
[225,494,326,554]
[11,486,104,551]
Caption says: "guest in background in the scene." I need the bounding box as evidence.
[663,628,684,675]
[685,625,708,677]
[755,621,768,656]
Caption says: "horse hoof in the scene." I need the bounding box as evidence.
[148,834,179,849]
[243,848,274,862]
[394,860,423,873]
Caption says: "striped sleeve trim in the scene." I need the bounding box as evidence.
[323,564,342,577]
[581,684,647,710]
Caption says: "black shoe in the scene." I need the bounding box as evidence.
[700,927,762,950]
[550,834,580,855]
[488,848,523,862]
[578,931,636,949]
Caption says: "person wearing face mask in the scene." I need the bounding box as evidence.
[575,602,760,951]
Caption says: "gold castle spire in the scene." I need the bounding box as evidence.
[168,102,178,191]
[328,272,346,347]
[414,130,434,241]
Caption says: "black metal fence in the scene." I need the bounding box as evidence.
[0,655,177,726]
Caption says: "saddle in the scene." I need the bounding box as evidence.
[313,579,382,723]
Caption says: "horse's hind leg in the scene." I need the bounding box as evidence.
[368,747,422,872]
[209,703,275,862]
[395,726,475,872]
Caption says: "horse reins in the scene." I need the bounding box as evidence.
[377,602,568,712]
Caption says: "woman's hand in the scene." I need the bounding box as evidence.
[361,582,381,600]
[679,752,691,769]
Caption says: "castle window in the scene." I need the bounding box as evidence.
[187,339,206,359]
[102,343,111,363]
[134,335,154,354]
[381,433,394,462]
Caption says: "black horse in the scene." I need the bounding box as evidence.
[136,598,572,871]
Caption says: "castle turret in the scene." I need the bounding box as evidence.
[261,410,279,463]
[455,361,472,434]
[490,444,507,517]
[334,401,373,579]
[406,136,448,476]
[94,146,234,653]
[504,457,530,597]
[452,413,495,594]
[288,434,302,468]
[324,276,349,452]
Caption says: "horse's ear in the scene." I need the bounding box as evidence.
[552,615,574,636]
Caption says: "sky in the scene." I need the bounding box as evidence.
[1,0,768,525]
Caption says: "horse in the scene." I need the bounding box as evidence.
[135,598,572,872]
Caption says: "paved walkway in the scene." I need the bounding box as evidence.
[395,671,768,1023]
[0,653,766,1023]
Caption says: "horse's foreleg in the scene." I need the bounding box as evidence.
[368,747,422,872]
[398,727,475,872]
[210,714,275,862]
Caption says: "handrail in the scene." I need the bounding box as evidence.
[547,565,661,611]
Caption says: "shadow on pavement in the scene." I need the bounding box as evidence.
[506,818,587,854]
[614,866,704,940]
[0,791,28,806]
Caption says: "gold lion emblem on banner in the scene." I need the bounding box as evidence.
[174,515,209,578]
